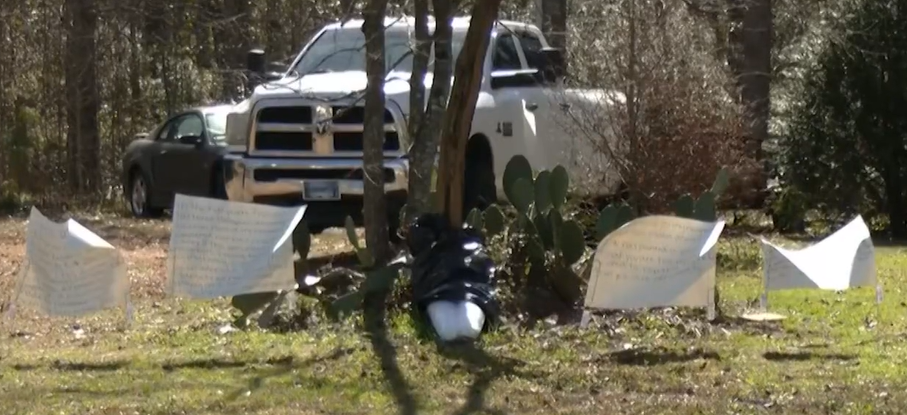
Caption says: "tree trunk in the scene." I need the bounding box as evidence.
[404,0,455,225]
[436,0,502,227]
[362,0,392,265]
[64,0,101,194]
[728,0,772,205]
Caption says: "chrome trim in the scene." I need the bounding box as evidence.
[223,154,409,203]
[247,98,408,158]
[256,123,398,133]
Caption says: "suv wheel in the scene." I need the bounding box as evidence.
[129,171,164,218]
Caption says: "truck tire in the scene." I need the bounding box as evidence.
[463,135,496,214]
[128,169,164,218]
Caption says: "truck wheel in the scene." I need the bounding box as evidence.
[463,136,496,214]
[128,170,164,218]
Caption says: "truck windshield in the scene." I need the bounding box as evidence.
[291,27,467,75]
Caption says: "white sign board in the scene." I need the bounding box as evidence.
[761,215,876,292]
[166,194,306,299]
[11,208,129,317]
[584,215,725,314]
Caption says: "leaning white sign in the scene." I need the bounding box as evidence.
[760,215,877,305]
[10,207,129,317]
[166,194,306,299]
[584,215,725,318]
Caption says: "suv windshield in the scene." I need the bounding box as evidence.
[291,27,467,75]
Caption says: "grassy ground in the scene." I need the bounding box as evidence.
[1,213,906,414]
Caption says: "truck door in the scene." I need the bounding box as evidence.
[515,28,604,189]
[487,31,545,181]
[512,28,566,172]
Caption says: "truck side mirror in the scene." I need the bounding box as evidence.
[247,49,266,74]
[540,47,566,82]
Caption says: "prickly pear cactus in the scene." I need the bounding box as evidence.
[557,219,586,265]
[476,155,592,305]
[466,208,484,230]
[483,205,505,237]
[503,155,533,205]
[595,201,636,241]
[710,168,729,195]
[673,194,695,219]
[549,165,570,209]
[510,178,535,214]
[673,168,728,222]
[328,265,403,321]
[534,170,552,212]
[693,191,717,222]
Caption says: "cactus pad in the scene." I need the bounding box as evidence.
[483,204,505,236]
[673,194,695,219]
[503,155,533,204]
[558,219,586,265]
[534,170,552,213]
[549,165,570,209]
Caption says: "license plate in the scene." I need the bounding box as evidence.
[303,181,340,201]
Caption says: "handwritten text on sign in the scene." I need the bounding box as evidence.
[166,194,306,299]
[14,208,128,316]
[584,215,725,310]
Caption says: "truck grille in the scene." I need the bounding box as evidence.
[255,131,314,151]
[252,105,401,154]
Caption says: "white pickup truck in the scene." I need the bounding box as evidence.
[223,17,622,231]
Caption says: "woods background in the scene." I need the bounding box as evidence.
[0,0,852,225]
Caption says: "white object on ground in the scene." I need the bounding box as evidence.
[584,215,725,317]
[166,194,306,299]
[9,207,130,318]
[426,300,486,341]
[761,215,876,292]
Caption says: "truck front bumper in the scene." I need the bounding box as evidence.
[222,154,409,229]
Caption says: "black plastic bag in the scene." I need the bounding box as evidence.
[407,213,500,341]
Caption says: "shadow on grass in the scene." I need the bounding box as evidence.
[220,348,354,402]
[12,360,130,372]
[13,355,308,373]
[161,356,290,371]
[608,347,720,366]
[437,342,530,415]
[363,292,419,415]
[763,351,857,361]
[52,386,134,397]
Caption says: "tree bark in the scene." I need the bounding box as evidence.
[64,0,101,194]
[362,0,392,265]
[437,0,502,227]
[741,0,772,179]
[728,0,772,205]
[403,0,432,225]
[404,0,455,225]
